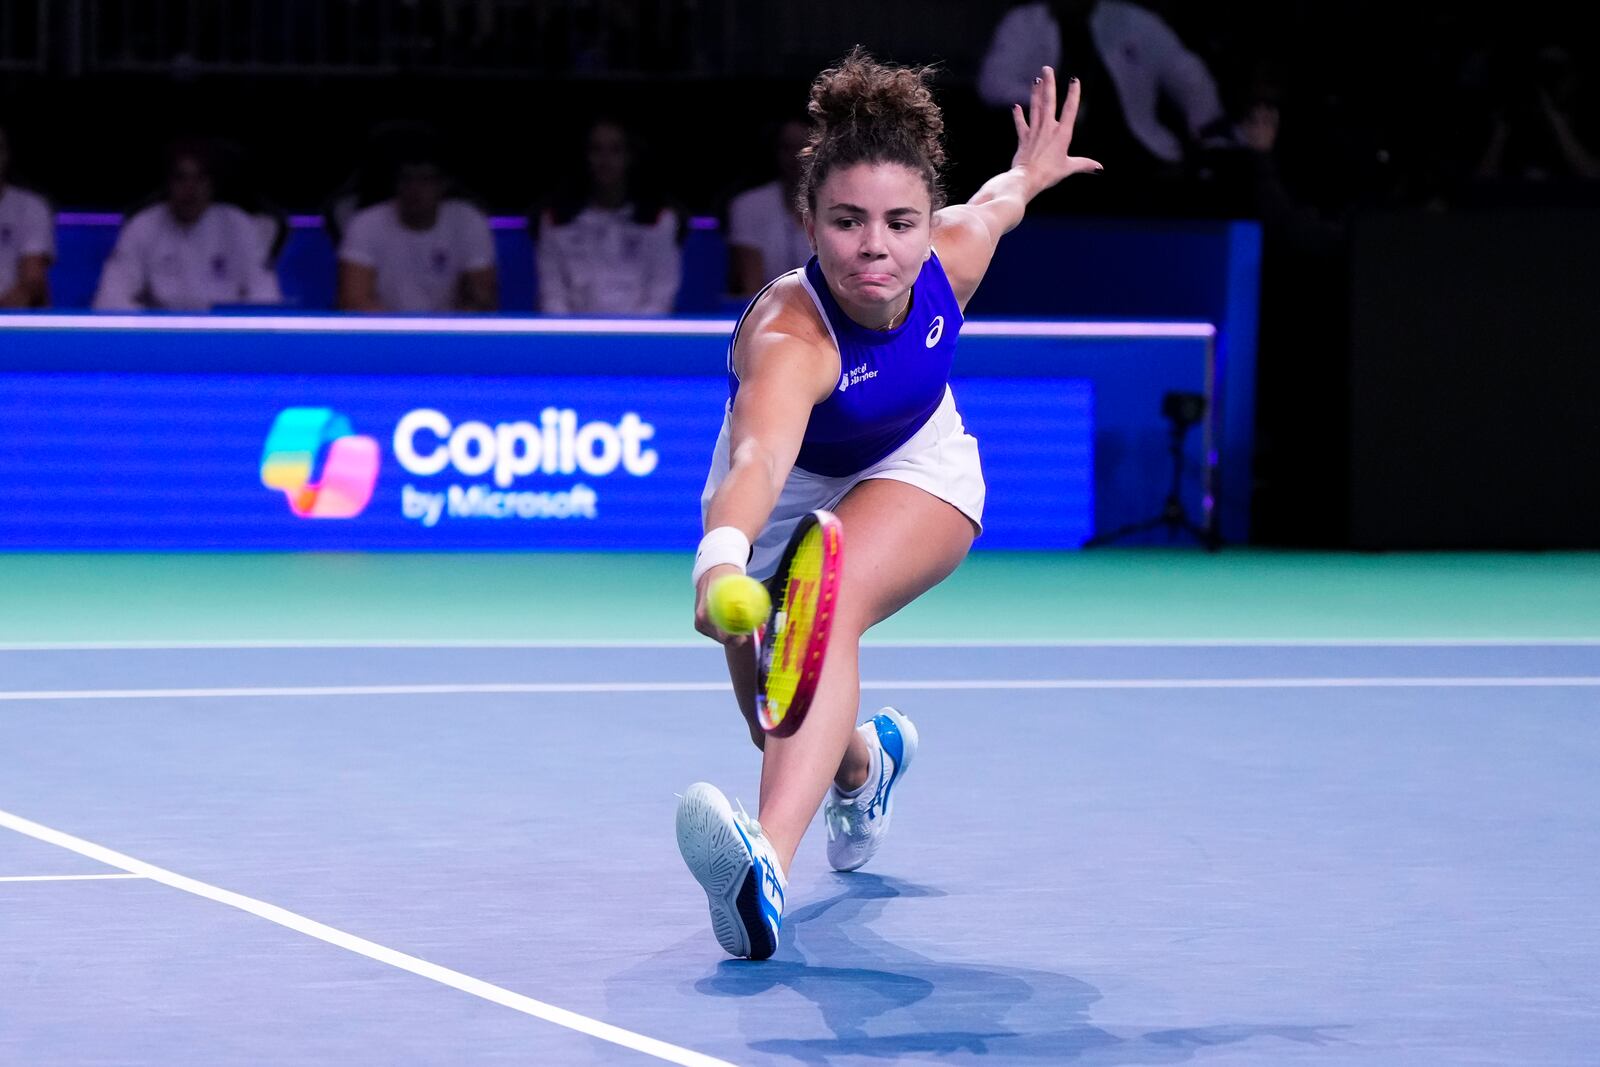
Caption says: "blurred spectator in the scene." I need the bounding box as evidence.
[92,140,281,311]
[1200,64,1343,257]
[337,141,498,314]
[978,1,1232,181]
[211,138,290,270]
[1476,45,1599,184]
[726,119,812,296]
[0,124,53,309]
[326,120,441,245]
[536,119,681,315]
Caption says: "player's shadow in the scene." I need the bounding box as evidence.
[697,873,1347,1065]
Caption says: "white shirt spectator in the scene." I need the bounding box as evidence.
[92,203,281,311]
[0,184,53,303]
[978,0,1226,165]
[727,180,811,285]
[0,184,54,299]
[537,205,680,315]
[338,198,495,313]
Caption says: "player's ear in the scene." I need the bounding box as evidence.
[804,215,816,251]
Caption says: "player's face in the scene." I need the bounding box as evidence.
[808,162,932,326]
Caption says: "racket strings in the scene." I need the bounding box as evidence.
[765,528,826,718]
[757,511,842,736]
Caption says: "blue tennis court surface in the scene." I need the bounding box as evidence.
[4,642,1598,1065]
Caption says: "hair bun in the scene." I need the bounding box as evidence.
[807,46,945,168]
[799,46,948,212]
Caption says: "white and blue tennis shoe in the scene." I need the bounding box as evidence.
[825,707,918,872]
[676,782,787,960]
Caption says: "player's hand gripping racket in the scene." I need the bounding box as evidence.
[755,509,844,737]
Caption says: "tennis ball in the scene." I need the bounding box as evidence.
[708,574,771,634]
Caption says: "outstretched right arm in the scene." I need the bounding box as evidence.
[695,303,836,643]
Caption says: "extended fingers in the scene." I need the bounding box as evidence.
[1061,74,1081,127]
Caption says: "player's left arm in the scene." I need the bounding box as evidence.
[933,67,1101,309]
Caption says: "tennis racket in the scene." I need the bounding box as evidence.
[755,508,844,737]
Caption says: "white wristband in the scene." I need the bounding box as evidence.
[692,526,750,587]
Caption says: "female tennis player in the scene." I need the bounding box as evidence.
[677,48,1100,960]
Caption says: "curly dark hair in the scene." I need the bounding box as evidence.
[798,46,947,216]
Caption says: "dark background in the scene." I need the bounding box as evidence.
[3,0,1597,548]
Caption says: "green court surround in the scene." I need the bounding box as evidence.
[3,550,1596,644]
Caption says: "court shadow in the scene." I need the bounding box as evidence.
[697,873,1101,1061]
[697,873,1347,1065]
[749,1024,1348,1065]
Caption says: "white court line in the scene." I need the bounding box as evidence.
[2,677,1599,702]
[0,637,1597,651]
[0,872,146,883]
[0,808,734,1067]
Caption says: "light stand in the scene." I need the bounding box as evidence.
[1083,391,1220,551]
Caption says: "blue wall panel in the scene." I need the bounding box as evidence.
[0,364,1092,551]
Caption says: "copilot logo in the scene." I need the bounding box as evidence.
[260,408,381,518]
[391,407,658,527]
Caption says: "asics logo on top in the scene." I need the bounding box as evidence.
[925,315,945,348]
[759,861,784,911]
[867,761,890,818]
[261,408,381,519]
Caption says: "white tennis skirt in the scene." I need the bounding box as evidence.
[700,385,987,580]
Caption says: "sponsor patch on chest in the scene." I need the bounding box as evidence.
[838,363,879,392]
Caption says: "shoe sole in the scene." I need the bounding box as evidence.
[675,783,776,960]
[829,708,919,872]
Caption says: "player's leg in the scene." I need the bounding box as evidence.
[722,623,867,771]
[723,613,869,782]
[723,642,766,750]
[754,478,975,872]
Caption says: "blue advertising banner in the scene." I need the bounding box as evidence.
[0,371,1092,550]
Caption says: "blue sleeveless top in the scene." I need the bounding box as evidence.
[728,252,963,477]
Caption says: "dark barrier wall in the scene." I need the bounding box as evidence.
[1350,209,1600,548]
